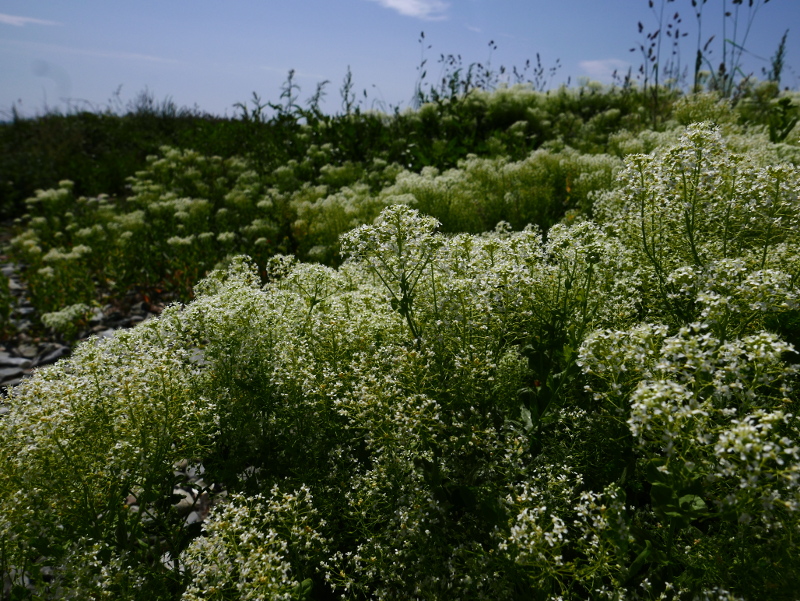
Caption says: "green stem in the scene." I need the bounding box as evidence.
[682,159,704,268]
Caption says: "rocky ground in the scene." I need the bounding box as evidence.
[0,259,169,396]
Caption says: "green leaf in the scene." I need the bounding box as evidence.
[520,405,534,432]
[624,539,652,584]
[650,481,677,508]
[678,494,707,513]
[293,578,314,600]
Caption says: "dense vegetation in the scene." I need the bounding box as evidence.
[0,81,634,219]
[2,10,800,597]
[3,84,799,327]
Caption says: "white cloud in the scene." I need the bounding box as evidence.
[0,39,180,64]
[0,13,61,27]
[365,0,449,20]
[579,59,631,83]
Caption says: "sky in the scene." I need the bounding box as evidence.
[1,0,798,119]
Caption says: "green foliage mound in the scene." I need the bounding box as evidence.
[8,137,623,314]
[1,124,800,599]
[0,82,647,219]
[6,83,798,330]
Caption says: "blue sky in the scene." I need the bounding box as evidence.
[1,0,798,118]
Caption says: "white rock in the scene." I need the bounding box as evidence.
[172,488,195,514]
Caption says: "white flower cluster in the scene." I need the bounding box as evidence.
[41,302,92,336]
[598,123,800,328]
[181,486,327,601]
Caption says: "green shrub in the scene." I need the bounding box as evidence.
[386,147,621,232]
[0,319,219,598]
[595,123,800,334]
[40,302,93,342]
[2,105,800,600]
